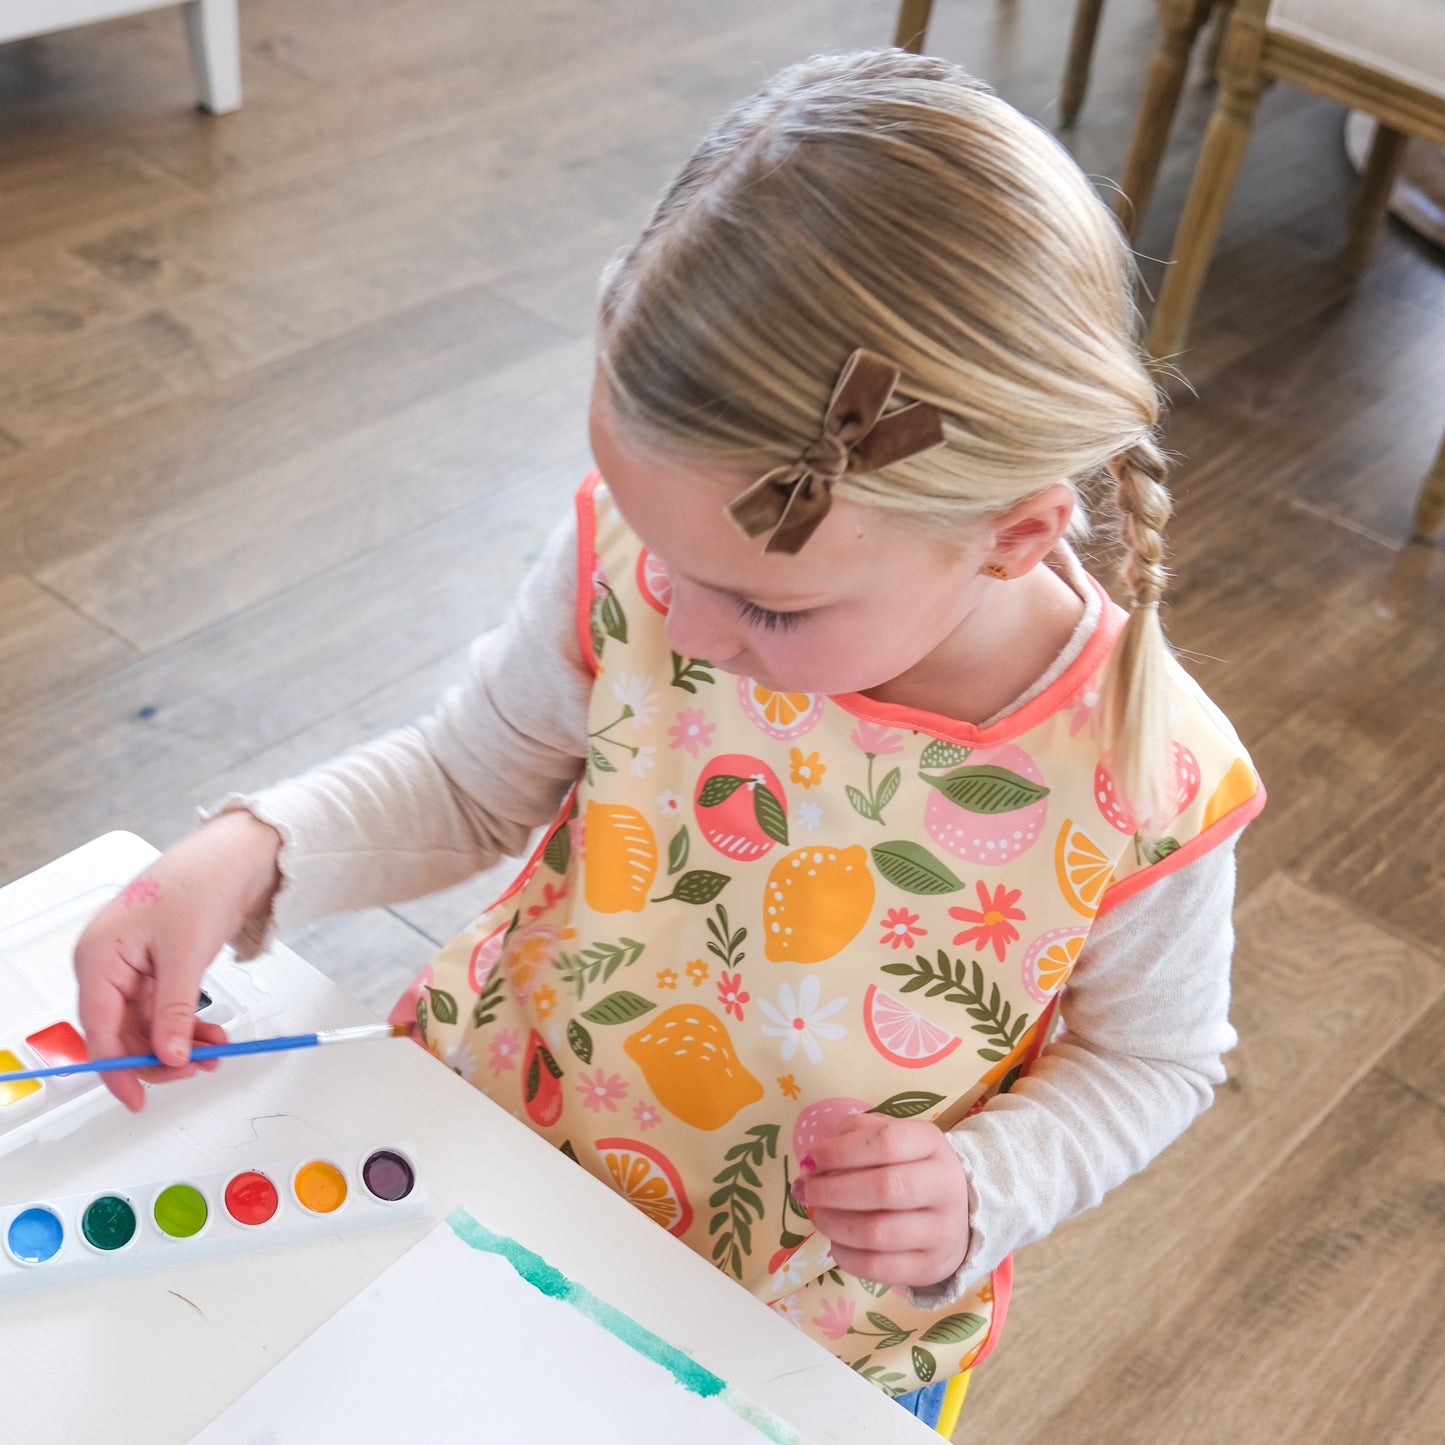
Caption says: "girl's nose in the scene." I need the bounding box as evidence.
[664,578,739,665]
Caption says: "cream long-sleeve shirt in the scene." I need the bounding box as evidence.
[208,512,1241,1306]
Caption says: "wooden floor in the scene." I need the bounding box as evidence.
[2,1,1442,1440]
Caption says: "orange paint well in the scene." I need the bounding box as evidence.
[293,1161,347,1214]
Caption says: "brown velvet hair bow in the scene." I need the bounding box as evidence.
[725,349,946,555]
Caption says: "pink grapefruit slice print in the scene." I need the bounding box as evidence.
[635,549,673,615]
[863,984,963,1070]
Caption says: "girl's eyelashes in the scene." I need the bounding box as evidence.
[736,599,808,633]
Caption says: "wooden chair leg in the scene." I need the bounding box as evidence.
[894,0,935,53]
[182,0,242,113]
[1060,0,1107,126]
[1414,430,1445,542]
[1346,121,1408,274]
[1115,0,1215,243]
[1147,69,1263,358]
[1201,0,1233,81]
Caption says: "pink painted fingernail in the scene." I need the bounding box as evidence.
[800,1154,816,1172]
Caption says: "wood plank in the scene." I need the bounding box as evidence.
[0,461,585,883]
[0,241,143,350]
[34,336,593,650]
[959,874,1445,1438]
[0,145,200,248]
[0,574,137,717]
[0,284,568,577]
[996,1068,1445,1445]
[1387,994,1445,1112]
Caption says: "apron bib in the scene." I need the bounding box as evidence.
[397,474,1263,1397]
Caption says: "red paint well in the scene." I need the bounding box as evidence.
[24,1021,90,1068]
[224,1171,279,1226]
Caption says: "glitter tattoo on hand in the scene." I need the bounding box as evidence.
[119,875,162,908]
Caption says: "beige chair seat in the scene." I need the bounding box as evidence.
[1269,0,1445,98]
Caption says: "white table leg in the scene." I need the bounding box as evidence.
[182,0,241,114]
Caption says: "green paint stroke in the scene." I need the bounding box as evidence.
[445,1208,812,1445]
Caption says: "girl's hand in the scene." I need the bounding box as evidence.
[795,1112,971,1289]
[73,812,283,1113]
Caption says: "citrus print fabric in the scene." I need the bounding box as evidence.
[403,474,1264,1399]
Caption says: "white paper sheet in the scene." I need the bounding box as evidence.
[190,1208,814,1445]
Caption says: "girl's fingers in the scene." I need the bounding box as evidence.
[824,1241,942,1289]
[805,1114,938,1175]
[811,1203,940,1257]
[799,1159,938,1212]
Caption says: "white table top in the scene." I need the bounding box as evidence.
[0,833,931,1444]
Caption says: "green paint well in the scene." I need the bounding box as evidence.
[82,1195,136,1251]
[154,1184,208,1239]
[444,1209,811,1444]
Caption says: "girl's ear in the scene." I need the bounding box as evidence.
[982,483,1075,578]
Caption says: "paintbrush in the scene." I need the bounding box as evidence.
[0,1022,410,1084]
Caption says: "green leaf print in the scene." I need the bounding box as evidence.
[709,1124,779,1280]
[698,774,747,807]
[875,767,901,813]
[848,1360,909,1399]
[1146,836,1182,865]
[589,608,606,663]
[590,747,617,774]
[920,739,972,769]
[667,826,690,876]
[566,1019,593,1065]
[858,1278,891,1297]
[554,937,645,1000]
[919,1312,987,1345]
[881,952,1032,1056]
[581,991,655,1026]
[543,823,571,875]
[870,841,965,895]
[651,869,730,905]
[415,993,428,1039]
[560,1139,579,1163]
[920,764,1050,814]
[871,1090,945,1119]
[705,904,747,970]
[752,783,789,846]
[471,968,505,1030]
[846,784,878,822]
[911,1346,937,1384]
[426,987,459,1026]
[670,651,715,693]
[599,587,628,644]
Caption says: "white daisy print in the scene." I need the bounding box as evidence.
[629,744,657,778]
[757,976,848,1064]
[611,672,659,731]
[771,1295,807,1329]
[443,1040,479,1082]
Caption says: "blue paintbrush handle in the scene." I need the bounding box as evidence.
[0,1032,323,1084]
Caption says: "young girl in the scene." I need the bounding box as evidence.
[75,49,1263,1434]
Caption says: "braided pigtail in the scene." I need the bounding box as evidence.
[1098,437,1175,831]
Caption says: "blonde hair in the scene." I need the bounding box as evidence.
[597,50,1176,826]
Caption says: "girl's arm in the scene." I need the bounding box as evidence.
[205,512,591,959]
[904,838,1240,1308]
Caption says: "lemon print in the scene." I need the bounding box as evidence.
[1202,758,1257,831]
[763,845,876,963]
[623,1004,763,1131]
[1054,819,1114,918]
[584,801,658,913]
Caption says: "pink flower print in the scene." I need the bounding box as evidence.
[849,720,904,756]
[668,707,715,757]
[717,970,750,1022]
[488,1027,522,1077]
[526,880,569,918]
[879,907,926,950]
[577,1068,628,1114]
[949,881,1026,962]
[632,1099,662,1132]
[811,1296,856,1341]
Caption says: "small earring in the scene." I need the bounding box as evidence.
[985,562,1009,580]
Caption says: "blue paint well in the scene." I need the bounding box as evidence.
[8,1206,64,1263]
